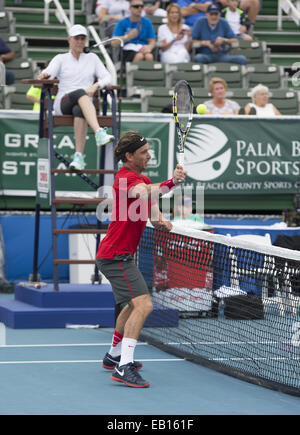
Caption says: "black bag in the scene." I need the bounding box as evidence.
[224,294,264,320]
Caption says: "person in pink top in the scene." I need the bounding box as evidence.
[96,130,186,388]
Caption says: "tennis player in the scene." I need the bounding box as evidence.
[96,130,186,388]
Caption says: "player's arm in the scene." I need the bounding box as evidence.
[128,164,186,200]
[150,202,173,232]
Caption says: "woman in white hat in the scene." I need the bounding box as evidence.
[39,24,114,170]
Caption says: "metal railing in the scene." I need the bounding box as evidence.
[278,0,300,30]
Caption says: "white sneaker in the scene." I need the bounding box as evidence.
[69,153,86,171]
[95,128,114,147]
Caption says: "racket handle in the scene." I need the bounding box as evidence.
[178,152,184,168]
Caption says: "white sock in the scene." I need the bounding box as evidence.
[74,151,82,156]
[119,338,137,367]
[109,341,122,358]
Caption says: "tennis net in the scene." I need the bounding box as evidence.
[138,222,300,397]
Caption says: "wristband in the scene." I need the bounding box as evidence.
[160,178,176,194]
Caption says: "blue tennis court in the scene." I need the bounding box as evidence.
[0,297,299,416]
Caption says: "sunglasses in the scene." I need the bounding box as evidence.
[131,4,144,8]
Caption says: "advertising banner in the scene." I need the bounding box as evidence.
[1,113,300,197]
[179,117,300,195]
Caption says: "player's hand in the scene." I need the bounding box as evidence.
[173,164,187,184]
[152,220,173,232]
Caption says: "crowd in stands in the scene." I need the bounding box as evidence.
[93,0,281,116]
[96,0,256,66]
[0,0,284,116]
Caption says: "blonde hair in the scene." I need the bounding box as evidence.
[208,77,227,93]
[166,2,183,26]
[250,84,269,102]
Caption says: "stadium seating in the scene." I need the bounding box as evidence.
[165,62,206,88]
[0,82,15,109]
[269,89,300,115]
[225,89,251,108]
[1,0,299,115]
[0,10,15,33]
[229,40,270,64]
[5,57,38,81]
[206,63,246,88]
[193,88,211,106]
[140,86,173,112]
[145,14,167,34]
[246,64,288,89]
[10,82,34,110]
[126,61,166,97]
[1,33,27,58]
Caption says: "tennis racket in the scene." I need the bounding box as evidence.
[172,80,194,168]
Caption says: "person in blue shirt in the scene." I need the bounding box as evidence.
[191,3,247,65]
[177,0,212,27]
[112,0,156,62]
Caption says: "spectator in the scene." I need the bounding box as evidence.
[26,61,53,111]
[204,76,240,114]
[0,36,15,85]
[157,2,192,63]
[97,0,130,38]
[38,24,114,171]
[177,0,212,28]
[191,3,247,65]
[217,0,260,27]
[95,1,105,16]
[221,0,252,40]
[26,84,44,111]
[143,1,167,17]
[243,84,281,116]
[112,0,156,63]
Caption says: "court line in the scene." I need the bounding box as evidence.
[0,342,148,348]
[0,358,185,365]
[0,340,294,348]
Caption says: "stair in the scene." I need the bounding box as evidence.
[0,283,179,328]
[253,0,300,71]
[5,1,87,64]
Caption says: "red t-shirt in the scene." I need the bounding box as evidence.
[96,167,152,259]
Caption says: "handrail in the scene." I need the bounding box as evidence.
[277,0,300,30]
[44,0,72,27]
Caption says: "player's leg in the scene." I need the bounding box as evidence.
[76,93,114,147]
[69,116,88,170]
[102,303,142,370]
[97,257,152,387]
[111,294,153,388]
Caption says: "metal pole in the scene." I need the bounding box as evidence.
[46,86,60,291]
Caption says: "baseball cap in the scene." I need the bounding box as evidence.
[68,24,88,37]
[206,3,221,13]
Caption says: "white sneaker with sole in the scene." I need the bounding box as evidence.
[95,127,114,147]
[69,153,86,171]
